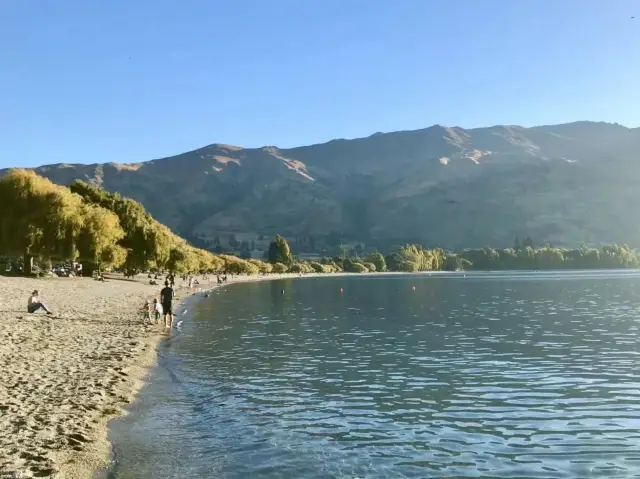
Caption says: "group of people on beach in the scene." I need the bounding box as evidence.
[26,273,178,329]
[141,279,175,328]
[25,270,228,329]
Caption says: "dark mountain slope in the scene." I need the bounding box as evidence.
[4,121,639,249]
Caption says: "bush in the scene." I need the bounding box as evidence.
[362,261,376,272]
[321,264,335,273]
[309,261,324,273]
[365,252,387,272]
[343,259,368,273]
[221,255,259,275]
[249,259,273,274]
[397,260,419,272]
[272,262,288,274]
[289,263,304,273]
[290,263,314,274]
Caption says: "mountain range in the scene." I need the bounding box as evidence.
[4,121,640,252]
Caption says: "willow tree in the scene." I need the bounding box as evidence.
[71,180,171,271]
[0,169,84,274]
[76,204,126,273]
[148,223,174,270]
[167,244,198,274]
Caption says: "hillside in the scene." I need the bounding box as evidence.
[4,121,640,252]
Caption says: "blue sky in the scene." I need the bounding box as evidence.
[1,0,638,168]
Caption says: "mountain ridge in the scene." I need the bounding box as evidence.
[3,120,640,252]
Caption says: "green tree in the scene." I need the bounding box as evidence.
[167,245,197,274]
[76,204,126,272]
[308,261,324,273]
[70,181,160,271]
[366,252,387,272]
[342,259,368,273]
[272,262,288,274]
[249,259,273,274]
[0,169,84,274]
[362,261,376,272]
[267,235,292,265]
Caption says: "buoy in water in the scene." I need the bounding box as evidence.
[281,289,285,294]
[340,288,344,293]
[412,286,416,291]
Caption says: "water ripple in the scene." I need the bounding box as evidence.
[110,272,640,478]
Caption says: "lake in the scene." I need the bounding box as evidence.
[108,271,640,478]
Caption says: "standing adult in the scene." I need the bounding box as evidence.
[160,280,174,329]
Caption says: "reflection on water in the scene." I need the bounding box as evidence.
[109,271,640,478]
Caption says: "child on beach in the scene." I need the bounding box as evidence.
[153,298,162,323]
[27,290,53,315]
[140,300,151,324]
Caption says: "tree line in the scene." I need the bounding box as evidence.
[1,170,638,277]
[324,243,640,272]
[0,170,281,276]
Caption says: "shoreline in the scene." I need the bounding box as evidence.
[0,271,379,478]
[0,274,199,479]
[3,268,636,477]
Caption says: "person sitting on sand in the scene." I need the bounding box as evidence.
[140,300,151,324]
[160,281,174,329]
[27,290,53,315]
[153,298,162,323]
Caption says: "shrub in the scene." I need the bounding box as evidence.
[272,262,288,274]
[309,261,324,273]
[362,261,376,272]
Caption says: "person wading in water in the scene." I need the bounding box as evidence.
[160,280,174,329]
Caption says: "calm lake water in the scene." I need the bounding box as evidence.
[108,271,640,478]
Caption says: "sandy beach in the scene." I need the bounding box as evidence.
[0,271,403,478]
[0,275,180,478]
